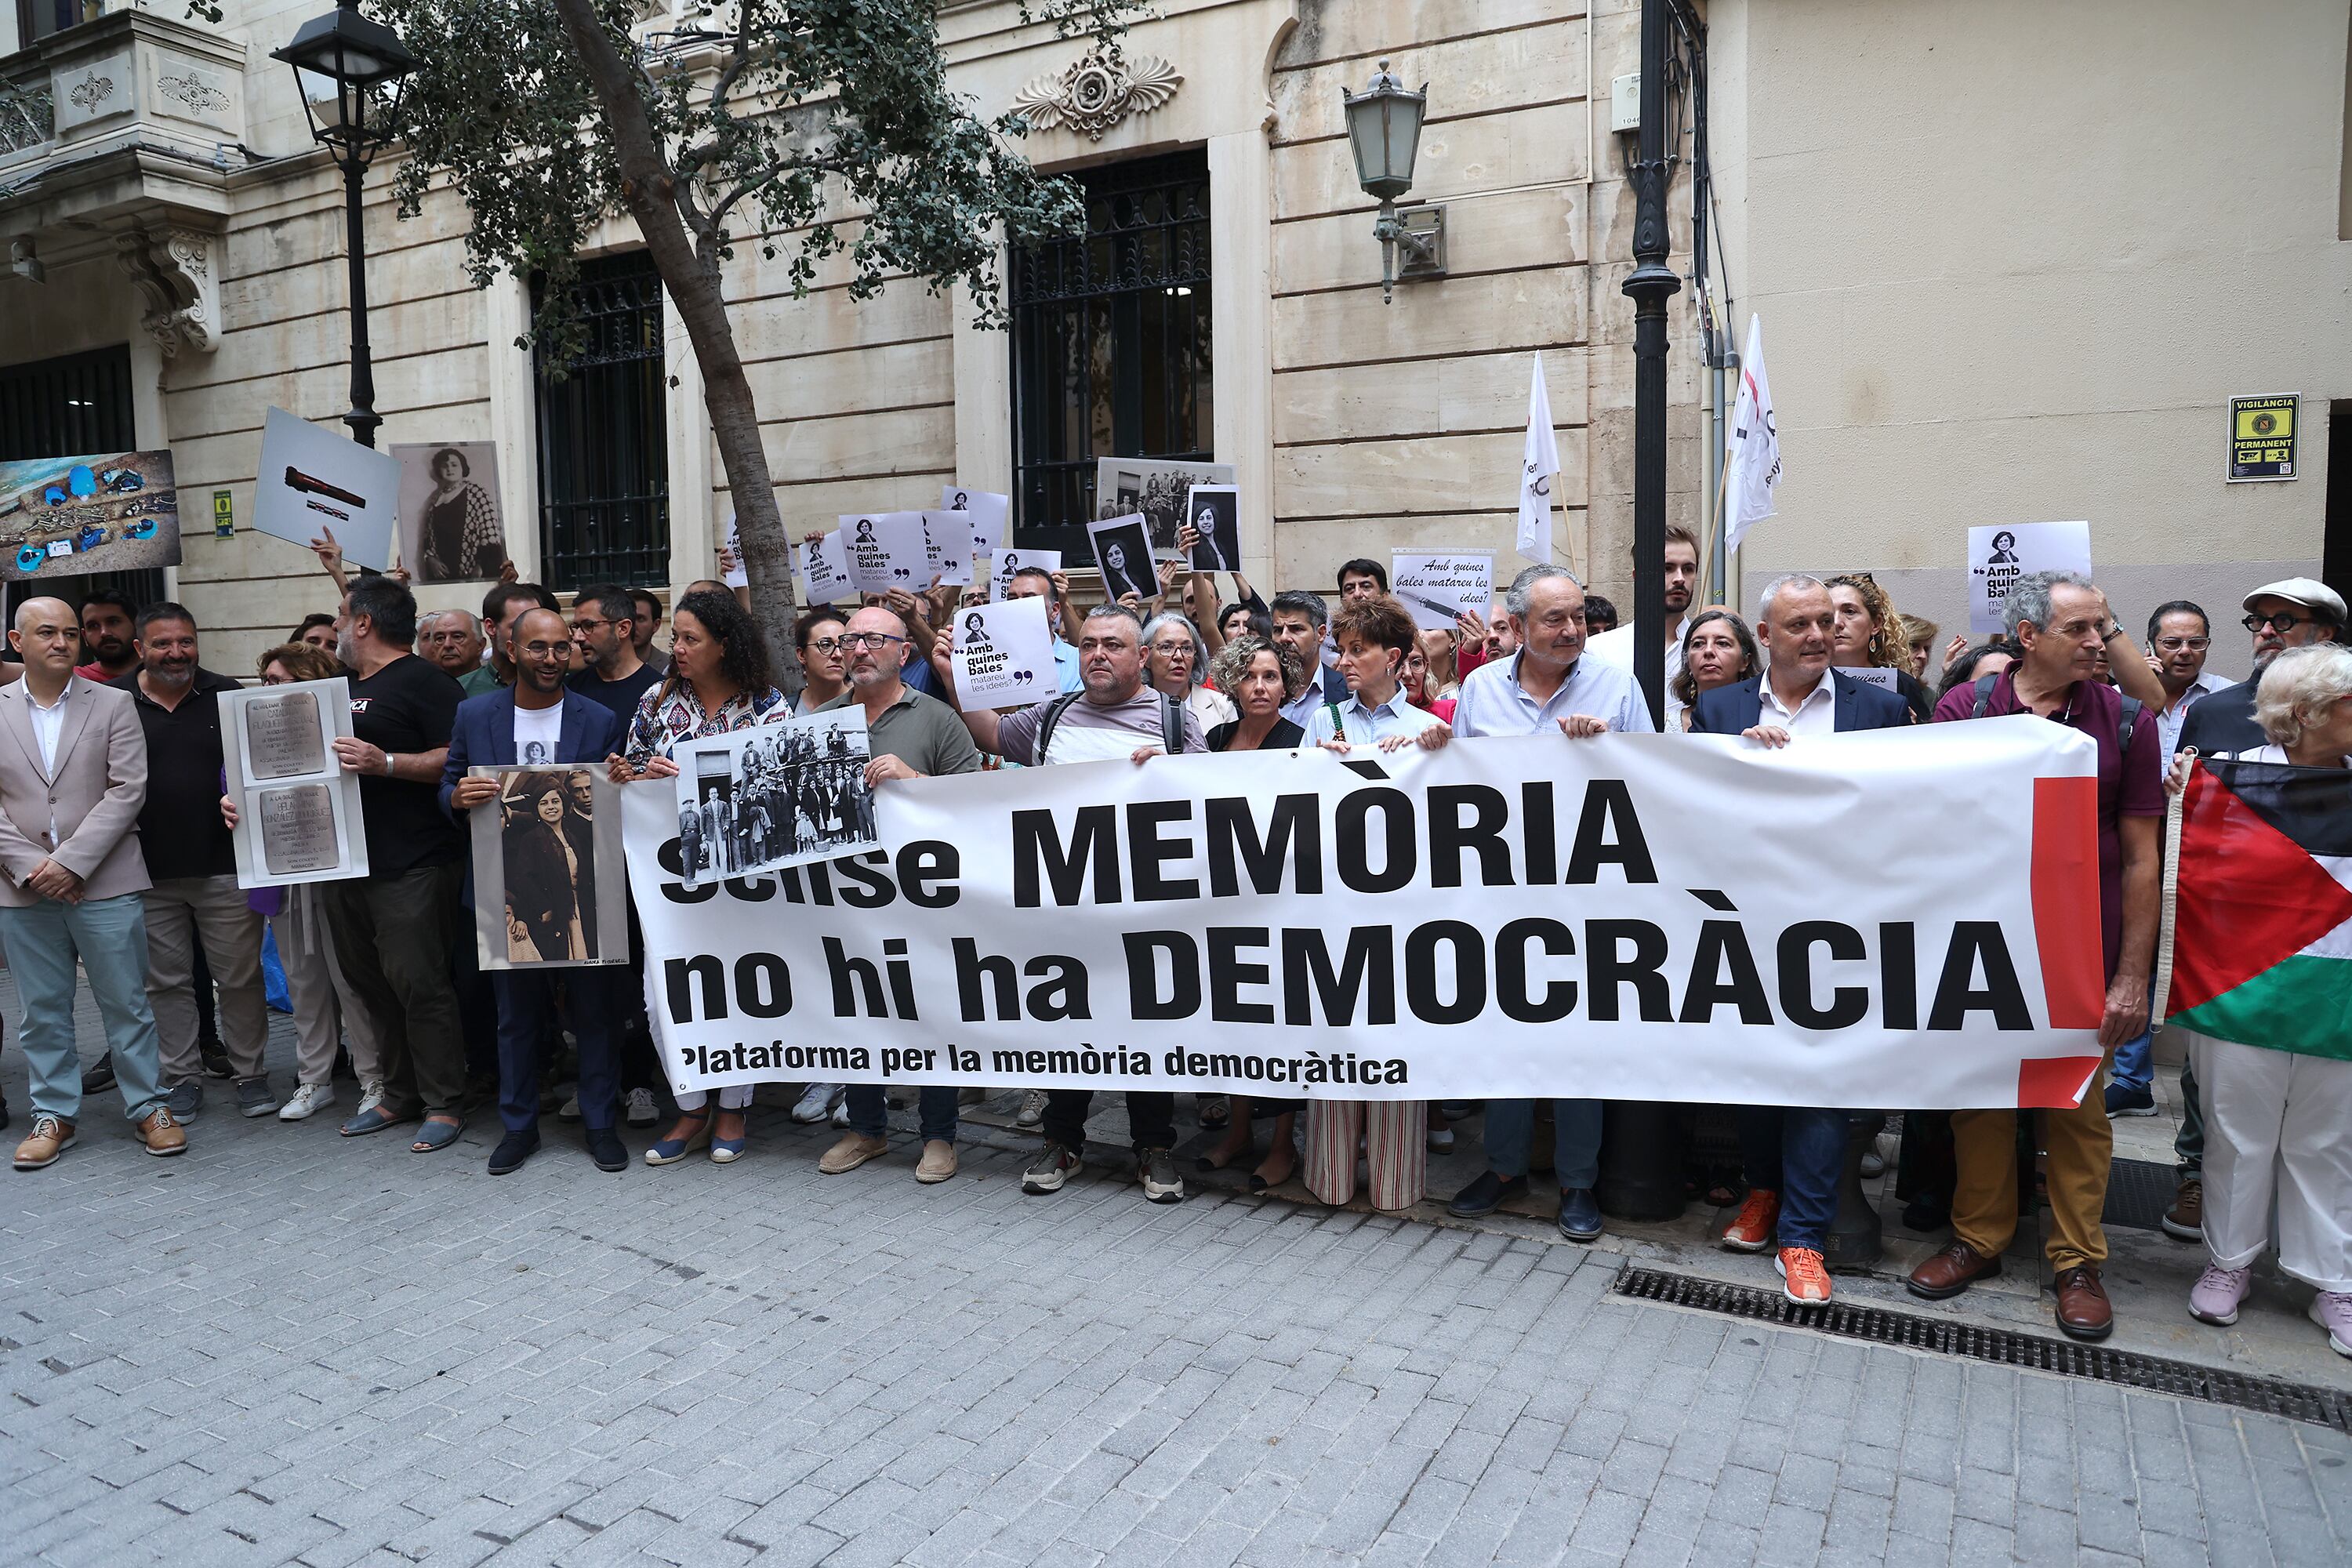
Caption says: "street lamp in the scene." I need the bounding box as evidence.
[272,0,420,449]
[1341,61,1446,303]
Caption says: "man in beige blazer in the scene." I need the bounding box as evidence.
[0,596,184,1167]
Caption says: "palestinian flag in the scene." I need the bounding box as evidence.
[2161,758,2352,1060]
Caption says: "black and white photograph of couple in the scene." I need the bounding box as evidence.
[676,712,877,888]
[475,767,626,969]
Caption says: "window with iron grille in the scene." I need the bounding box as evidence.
[1010,150,1212,556]
[0,344,163,621]
[532,252,670,590]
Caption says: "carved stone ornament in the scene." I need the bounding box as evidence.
[116,227,221,357]
[67,71,116,114]
[155,71,231,114]
[1009,47,1182,142]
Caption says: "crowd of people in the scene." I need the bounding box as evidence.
[0,521,2343,1360]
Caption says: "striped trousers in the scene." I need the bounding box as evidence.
[1303,1099,1428,1213]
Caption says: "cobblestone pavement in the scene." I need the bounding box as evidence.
[5,1050,2350,1568]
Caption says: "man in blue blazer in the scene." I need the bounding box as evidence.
[440,607,630,1176]
[1689,575,1911,1306]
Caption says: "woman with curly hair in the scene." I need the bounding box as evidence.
[412,446,509,583]
[1825,572,1931,722]
[608,587,786,1166]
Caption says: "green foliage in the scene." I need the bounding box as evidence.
[368,0,1136,361]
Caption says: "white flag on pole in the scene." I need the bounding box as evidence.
[1723,316,1781,552]
[1517,353,1559,560]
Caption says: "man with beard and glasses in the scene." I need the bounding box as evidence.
[812,604,982,1185]
[445,607,628,1175]
[73,590,140,684]
[567,585,659,725]
[116,604,277,1122]
[1584,524,1700,728]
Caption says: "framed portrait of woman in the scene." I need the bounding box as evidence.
[469,765,628,969]
[393,441,511,584]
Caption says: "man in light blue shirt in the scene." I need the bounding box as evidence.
[1004,564,1084,694]
[1444,564,1651,1243]
[1302,595,1451,752]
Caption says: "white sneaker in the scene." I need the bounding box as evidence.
[831,1098,851,1127]
[278,1083,336,1122]
[625,1088,658,1127]
[1015,1088,1048,1131]
[356,1079,386,1116]
[792,1083,844,1123]
[558,1091,583,1123]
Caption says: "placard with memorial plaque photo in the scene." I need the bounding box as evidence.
[221,677,370,887]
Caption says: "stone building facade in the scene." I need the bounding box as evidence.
[0,0,2343,680]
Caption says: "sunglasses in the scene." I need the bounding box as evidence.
[2244,610,2313,633]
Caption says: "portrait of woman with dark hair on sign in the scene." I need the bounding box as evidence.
[501,769,591,963]
[396,441,509,583]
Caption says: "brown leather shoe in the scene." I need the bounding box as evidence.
[1906,1240,2002,1300]
[13,1113,76,1170]
[2053,1265,2113,1341]
[2161,1176,2203,1242]
[136,1107,187,1157]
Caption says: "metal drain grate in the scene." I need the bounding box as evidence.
[1613,1266,2352,1434]
[2102,1156,2178,1233]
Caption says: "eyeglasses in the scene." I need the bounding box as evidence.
[517,641,570,658]
[1148,641,1192,656]
[836,632,904,651]
[2244,610,2312,633]
[2153,636,2210,652]
[572,618,612,634]
[803,637,843,653]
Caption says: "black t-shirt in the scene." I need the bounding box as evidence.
[114,667,241,881]
[347,654,465,874]
[568,662,662,727]
[1207,717,1305,753]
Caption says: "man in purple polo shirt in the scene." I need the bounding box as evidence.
[1907,570,2161,1342]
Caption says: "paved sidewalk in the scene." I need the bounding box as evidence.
[5,1034,2350,1567]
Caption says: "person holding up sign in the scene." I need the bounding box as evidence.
[813,604,982,1187]
[933,603,1205,1204]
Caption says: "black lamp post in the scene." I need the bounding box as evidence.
[1595,0,1688,1225]
[272,0,420,450]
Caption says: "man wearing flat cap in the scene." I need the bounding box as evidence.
[2178,577,2344,756]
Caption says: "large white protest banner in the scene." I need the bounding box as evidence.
[623,720,2107,1109]
[1969,521,2092,634]
[1391,549,1494,632]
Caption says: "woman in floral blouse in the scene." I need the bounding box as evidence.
[608,587,786,1167]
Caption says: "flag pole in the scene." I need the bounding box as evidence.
[1697,453,1728,605]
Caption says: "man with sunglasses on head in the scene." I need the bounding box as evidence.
[808,604,982,1185]
[2178,578,2344,756]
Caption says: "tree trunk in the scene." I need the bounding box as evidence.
[546,0,801,692]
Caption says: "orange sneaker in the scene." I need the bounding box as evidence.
[1721,1188,1780,1252]
[1777,1247,1832,1305]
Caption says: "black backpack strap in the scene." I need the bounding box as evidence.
[1161,692,1183,755]
[2118,695,2142,756]
[1033,690,1086,762]
[1970,673,1998,719]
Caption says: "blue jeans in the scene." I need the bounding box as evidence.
[2108,968,2158,1093]
[490,969,619,1133]
[1736,1105,1850,1252]
[845,1083,958,1142]
[0,893,165,1123]
[1483,1098,1602,1189]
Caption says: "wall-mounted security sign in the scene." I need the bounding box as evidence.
[2227,394,2297,481]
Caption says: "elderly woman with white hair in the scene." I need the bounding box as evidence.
[2166,641,2352,1356]
[1140,610,1236,731]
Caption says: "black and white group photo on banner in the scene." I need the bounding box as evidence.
[674,710,877,888]
[473,766,626,969]
[393,441,510,583]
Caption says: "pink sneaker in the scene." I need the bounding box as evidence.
[2187,1264,2251,1326]
[2310,1291,2352,1356]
